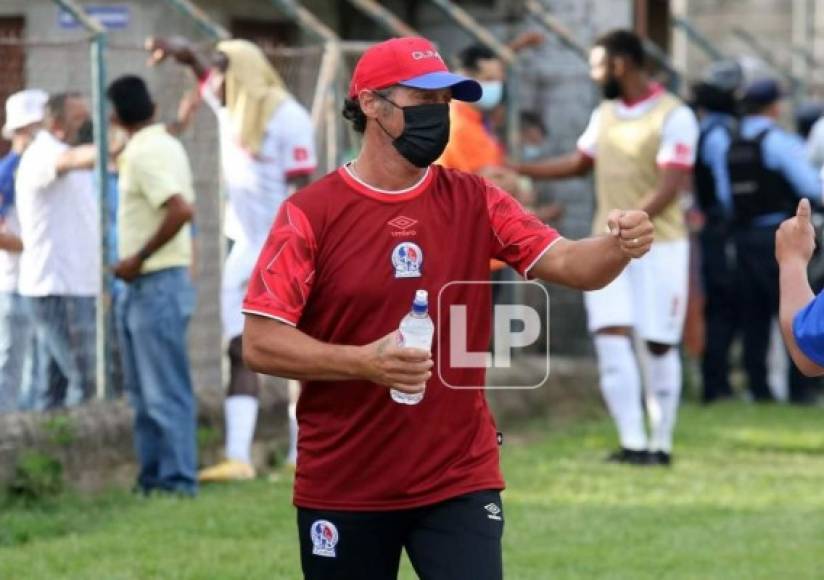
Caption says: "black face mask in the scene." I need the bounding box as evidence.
[376,95,450,168]
[601,75,622,100]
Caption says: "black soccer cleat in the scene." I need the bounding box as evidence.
[605,448,651,465]
[648,451,672,466]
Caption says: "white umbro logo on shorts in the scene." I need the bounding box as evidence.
[484,503,502,521]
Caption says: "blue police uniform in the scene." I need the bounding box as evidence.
[695,112,737,402]
[722,79,822,403]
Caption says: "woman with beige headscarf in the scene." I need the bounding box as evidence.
[148,35,317,482]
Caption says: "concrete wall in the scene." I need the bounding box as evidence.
[673,0,807,90]
[0,356,601,491]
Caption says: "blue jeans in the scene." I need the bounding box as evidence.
[116,267,197,495]
[0,292,34,413]
[23,295,96,411]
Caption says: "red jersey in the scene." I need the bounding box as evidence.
[243,164,560,511]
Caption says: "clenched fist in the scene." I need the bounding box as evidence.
[606,209,654,259]
[776,198,816,267]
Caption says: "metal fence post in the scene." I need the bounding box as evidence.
[51,0,111,399]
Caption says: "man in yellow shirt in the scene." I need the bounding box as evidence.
[108,75,198,496]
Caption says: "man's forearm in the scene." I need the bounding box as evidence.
[639,168,688,219]
[516,152,592,180]
[638,188,679,219]
[138,200,192,260]
[0,232,22,253]
[56,145,96,175]
[533,236,629,291]
[778,259,821,375]
[243,319,364,381]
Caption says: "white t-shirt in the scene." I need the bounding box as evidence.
[0,208,21,293]
[15,130,100,297]
[201,80,317,247]
[576,85,699,168]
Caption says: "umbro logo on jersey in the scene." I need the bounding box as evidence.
[484,503,502,521]
[387,216,418,237]
[388,216,418,229]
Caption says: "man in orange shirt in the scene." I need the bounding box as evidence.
[438,44,531,204]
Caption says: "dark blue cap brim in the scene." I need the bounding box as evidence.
[399,71,482,102]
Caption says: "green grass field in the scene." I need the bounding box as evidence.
[2,402,824,579]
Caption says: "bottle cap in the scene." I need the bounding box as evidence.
[412,289,428,314]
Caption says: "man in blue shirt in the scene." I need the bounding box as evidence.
[692,77,738,403]
[778,198,824,377]
[0,89,46,413]
[727,79,822,403]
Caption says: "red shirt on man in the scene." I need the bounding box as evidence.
[243,164,559,511]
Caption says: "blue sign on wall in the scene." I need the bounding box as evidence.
[58,5,130,30]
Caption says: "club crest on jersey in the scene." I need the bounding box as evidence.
[310,520,339,558]
[392,241,423,278]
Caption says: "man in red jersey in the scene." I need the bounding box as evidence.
[242,37,654,580]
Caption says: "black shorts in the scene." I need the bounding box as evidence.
[297,489,504,580]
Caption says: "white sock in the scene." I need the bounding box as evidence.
[641,346,682,453]
[286,402,298,466]
[225,395,259,464]
[594,334,647,451]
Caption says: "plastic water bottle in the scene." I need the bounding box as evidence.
[390,289,434,405]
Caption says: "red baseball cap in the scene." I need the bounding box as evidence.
[349,37,482,102]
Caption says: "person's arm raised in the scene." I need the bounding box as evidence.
[145,36,212,80]
[776,198,824,376]
[243,317,432,394]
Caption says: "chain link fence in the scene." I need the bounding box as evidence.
[0,26,379,415]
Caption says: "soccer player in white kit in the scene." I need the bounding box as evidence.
[516,30,699,465]
[148,37,317,480]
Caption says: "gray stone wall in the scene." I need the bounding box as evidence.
[0,356,600,491]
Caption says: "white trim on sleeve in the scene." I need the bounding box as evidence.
[523,236,564,279]
[241,309,298,327]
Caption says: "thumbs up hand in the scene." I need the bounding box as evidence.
[776,198,816,266]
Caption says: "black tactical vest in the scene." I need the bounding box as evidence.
[726,127,797,225]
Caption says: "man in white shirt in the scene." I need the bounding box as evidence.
[147,36,317,480]
[15,92,99,410]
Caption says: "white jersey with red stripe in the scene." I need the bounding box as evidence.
[576,83,699,169]
[201,75,317,246]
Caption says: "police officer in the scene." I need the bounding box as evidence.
[726,78,823,403]
[691,63,741,403]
